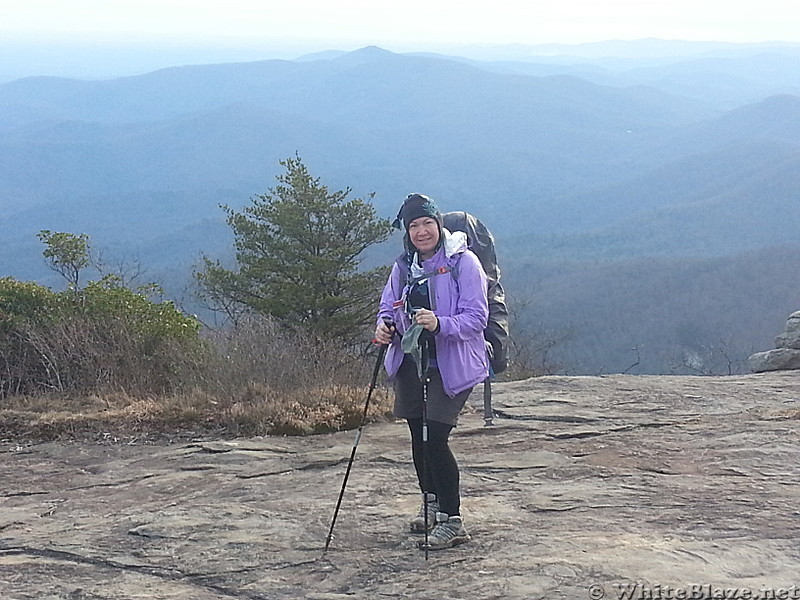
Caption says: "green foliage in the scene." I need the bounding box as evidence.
[0,277,62,329]
[197,155,393,343]
[37,230,90,290]
[80,276,200,342]
[1,236,202,399]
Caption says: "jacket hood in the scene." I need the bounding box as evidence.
[442,228,468,259]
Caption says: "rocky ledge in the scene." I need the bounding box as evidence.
[2,371,800,599]
[749,311,800,372]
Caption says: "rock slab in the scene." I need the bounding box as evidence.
[749,310,800,372]
[776,310,800,350]
[748,348,800,372]
[2,371,800,600]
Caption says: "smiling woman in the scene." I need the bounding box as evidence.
[408,217,441,259]
[375,193,490,551]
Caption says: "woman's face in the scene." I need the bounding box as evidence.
[408,216,440,257]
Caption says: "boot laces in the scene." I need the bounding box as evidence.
[429,519,461,542]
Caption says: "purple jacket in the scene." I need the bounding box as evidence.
[377,240,489,397]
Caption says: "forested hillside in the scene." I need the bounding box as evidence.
[2,42,799,374]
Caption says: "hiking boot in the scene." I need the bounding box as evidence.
[419,512,471,550]
[409,493,438,533]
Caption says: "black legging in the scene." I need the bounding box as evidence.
[406,418,461,517]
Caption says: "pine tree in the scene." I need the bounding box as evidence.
[197,155,392,343]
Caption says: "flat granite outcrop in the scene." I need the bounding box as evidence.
[2,371,800,600]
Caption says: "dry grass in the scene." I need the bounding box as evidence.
[0,384,394,443]
[0,316,396,443]
[219,383,393,436]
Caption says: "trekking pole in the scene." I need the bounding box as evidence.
[421,369,430,561]
[323,339,388,555]
[483,377,494,426]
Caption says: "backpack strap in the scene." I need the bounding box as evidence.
[395,253,457,286]
[408,265,452,286]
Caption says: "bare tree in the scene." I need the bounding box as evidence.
[505,284,574,377]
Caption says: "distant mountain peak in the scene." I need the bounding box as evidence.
[332,45,396,65]
[350,45,393,56]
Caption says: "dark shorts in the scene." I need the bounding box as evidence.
[393,356,473,426]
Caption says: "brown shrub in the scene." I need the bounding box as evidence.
[0,316,395,441]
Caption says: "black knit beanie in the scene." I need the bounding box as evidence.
[392,193,441,230]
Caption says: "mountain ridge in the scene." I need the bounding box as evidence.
[2,44,799,374]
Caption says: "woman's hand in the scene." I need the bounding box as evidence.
[413,309,439,333]
[374,320,395,344]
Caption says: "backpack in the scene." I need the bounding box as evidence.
[396,211,509,375]
[442,211,509,375]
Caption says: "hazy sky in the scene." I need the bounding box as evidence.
[3,0,799,48]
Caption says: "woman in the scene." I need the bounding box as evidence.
[375,193,489,550]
